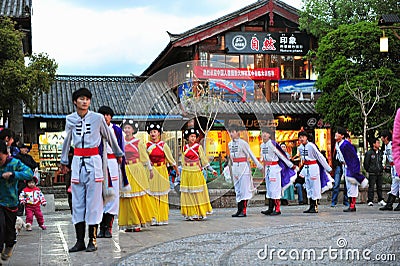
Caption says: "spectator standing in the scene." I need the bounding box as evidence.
[379,130,400,211]
[0,139,33,262]
[15,144,39,216]
[294,174,306,205]
[330,147,349,207]
[364,138,385,207]
[0,129,15,156]
[19,176,47,231]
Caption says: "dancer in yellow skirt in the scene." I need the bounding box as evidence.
[146,122,179,225]
[119,120,155,232]
[181,128,217,220]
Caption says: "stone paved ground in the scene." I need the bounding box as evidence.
[4,203,400,266]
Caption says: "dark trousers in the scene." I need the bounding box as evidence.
[0,206,17,252]
[332,166,348,205]
[367,173,383,202]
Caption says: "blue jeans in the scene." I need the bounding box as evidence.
[294,183,303,203]
[331,165,348,205]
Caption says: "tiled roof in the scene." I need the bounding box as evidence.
[142,0,299,76]
[24,75,316,119]
[0,0,31,18]
[26,75,180,120]
[167,0,298,45]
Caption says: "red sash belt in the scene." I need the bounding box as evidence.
[390,162,395,166]
[264,161,279,166]
[74,147,99,156]
[153,161,165,167]
[126,158,139,164]
[184,160,200,167]
[233,157,247,163]
[304,160,317,165]
[107,154,116,159]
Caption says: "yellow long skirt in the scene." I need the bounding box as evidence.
[119,162,155,229]
[148,165,170,225]
[180,169,213,219]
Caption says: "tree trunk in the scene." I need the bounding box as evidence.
[9,100,24,143]
[363,115,368,153]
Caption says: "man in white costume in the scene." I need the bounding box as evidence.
[335,127,368,212]
[227,125,263,217]
[97,106,127,238]
[260,128,297,216]
[298,131,333,213]
[61,88,123,252]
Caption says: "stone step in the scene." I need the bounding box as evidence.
[39,185,68,199]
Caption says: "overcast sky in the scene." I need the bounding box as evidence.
[31,0,303,76]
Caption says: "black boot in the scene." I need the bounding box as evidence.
[303,199,314,213]
[394,200,400,211]
[104,213,114,238]
[261,199,274,215]
[69,222,86,252]
[97,214,106,238]
[380,194,395,211]
[86,225,98,252]
[304,199,318,213]
[232,201,245,217]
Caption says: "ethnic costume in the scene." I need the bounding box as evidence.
[228,138,263,217]
[298,139,333,213]
[180,128,214,220]
[97,122,124,238]
[337,139,367,212]
[146,122,176,225]
[260,139,296,215]
[61,93,123,253]
[380,140,400,211]
[119,134,155,231]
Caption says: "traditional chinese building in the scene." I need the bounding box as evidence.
[141,0,331,160]
[0,0,32,55]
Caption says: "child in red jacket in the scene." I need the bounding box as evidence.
[19,177,47,230]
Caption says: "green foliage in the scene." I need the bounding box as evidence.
[315,21,400,134]
[0,17,58,113]
[299,0,400,40]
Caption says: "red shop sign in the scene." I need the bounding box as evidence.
[194,66,280,80]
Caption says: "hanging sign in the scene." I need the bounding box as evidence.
[225,32,310,55]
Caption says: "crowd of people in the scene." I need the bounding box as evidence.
[1,87,400,258]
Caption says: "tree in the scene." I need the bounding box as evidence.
[299,0,400,40]
[314,21,400,150]
[0,17,58,141]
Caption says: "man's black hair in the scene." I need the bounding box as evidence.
[72,87,92,102]
[380,129,392,141]
[0,129,15,140]
[98,106,114,117]
[0,140,8,154]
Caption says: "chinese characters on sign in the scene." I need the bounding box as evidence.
[194,66,280,80]
[226,32,310,55]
